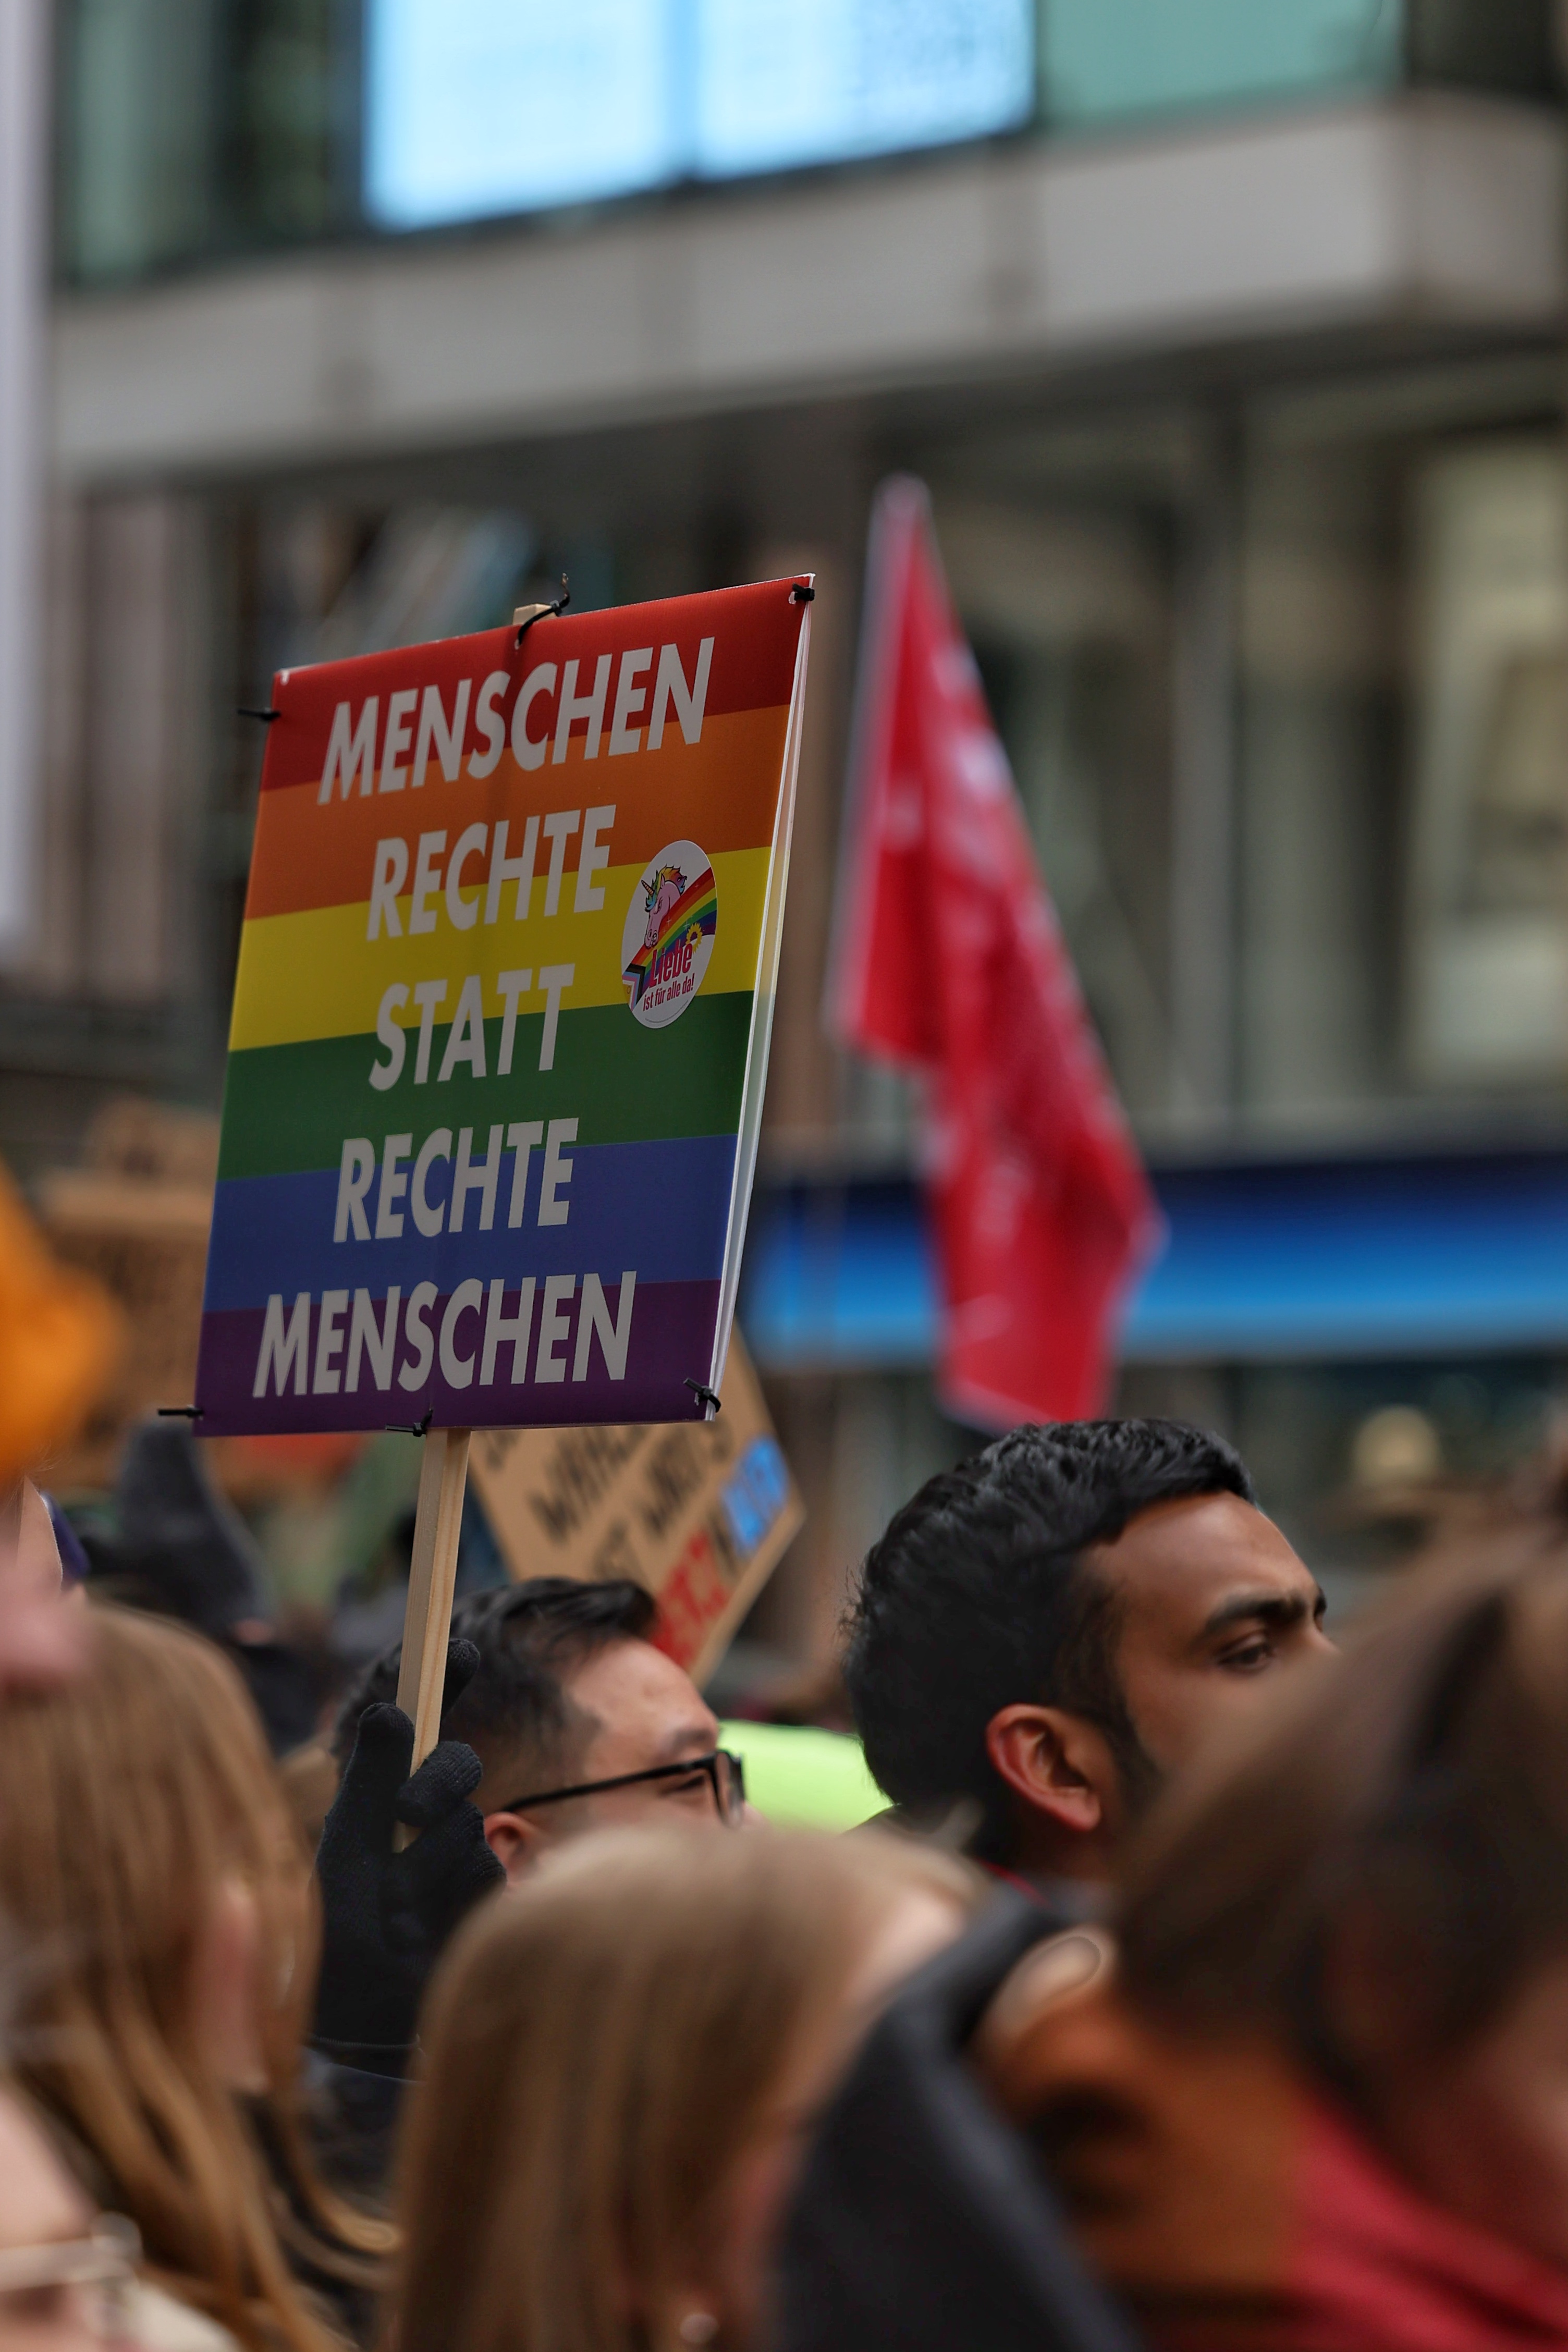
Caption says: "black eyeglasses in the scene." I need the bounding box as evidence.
[498,1748,746,1827]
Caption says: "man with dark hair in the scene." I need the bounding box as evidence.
[333,1575,741,1883]
[308,1576,740,2150]
[843,1417,1329,1881]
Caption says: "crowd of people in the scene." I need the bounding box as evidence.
[2,1166,1567,2350]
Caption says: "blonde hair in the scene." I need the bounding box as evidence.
[0,1603,388,2350]
[396,1827,977,2352]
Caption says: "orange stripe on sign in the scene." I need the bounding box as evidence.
[243,703,792,921]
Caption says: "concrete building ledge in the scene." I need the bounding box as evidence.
[51,91,1566,485]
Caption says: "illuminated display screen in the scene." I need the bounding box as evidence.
[364,0,1036,232]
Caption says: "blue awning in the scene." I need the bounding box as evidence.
[740,1150,1568,1370]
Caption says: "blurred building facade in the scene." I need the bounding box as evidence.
[11,0,1568,1650]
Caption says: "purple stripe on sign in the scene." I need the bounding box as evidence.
[193,1277,721,1436]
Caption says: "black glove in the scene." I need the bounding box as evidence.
[311,1639,505,2067]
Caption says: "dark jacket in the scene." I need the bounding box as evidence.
[777,1892,1144,2352]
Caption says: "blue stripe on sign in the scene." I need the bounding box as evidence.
[201,1132,738,1313]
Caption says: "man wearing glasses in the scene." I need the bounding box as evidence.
[329,1575,745,1888]
[459,1578,748,1876]
[309,1577,746,2173]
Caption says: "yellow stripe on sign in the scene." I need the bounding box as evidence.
[227,848,771,1051]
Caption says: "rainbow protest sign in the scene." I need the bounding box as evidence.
[195,579,812,1434]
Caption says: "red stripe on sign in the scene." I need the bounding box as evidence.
[258,578,808,795]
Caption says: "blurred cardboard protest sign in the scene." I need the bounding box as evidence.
[38,1099,217,1482]
[468,1330,802,1682]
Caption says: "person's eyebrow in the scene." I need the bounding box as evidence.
[1197,1587,1325,1644]
[653,1721,719,1765]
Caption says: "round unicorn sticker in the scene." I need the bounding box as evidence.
[621,840,718,1031]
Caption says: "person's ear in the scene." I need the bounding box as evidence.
[985,1705,1114,1839]
[482,1808,550,1885]
[193,1874,267,2094]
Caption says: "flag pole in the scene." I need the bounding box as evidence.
[393,1425,471,1847]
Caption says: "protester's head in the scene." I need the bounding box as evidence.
[1113,1544,1568,2272]
[337,1578,733,1881]
[0,1604,386,2350]
[397,1826,977,2352]
[844,1418,1328,1876]
[94,1420,271,1642]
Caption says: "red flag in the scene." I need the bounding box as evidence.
[829,477,1161,1428]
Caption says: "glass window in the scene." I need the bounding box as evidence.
[1407,0,1562,98]
[1237,371,1568,1129]
[1041,0,1401,129]
[222,0,349,244]
[908,365,1568,1143]
[1405,438,1568,1087]
[362,0,1036,233]
[60,0,219,280]
[694,0,1036,178]
[58,0,346,282]
[924,427,1186,1124]
[57,1,1561,283]
[1237,430,1401,1121]
[364,2,684,229]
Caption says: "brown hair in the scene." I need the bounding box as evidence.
[1116,1542,1568,2074]
[0,1603,389,2350]
[396,1826,977,2352]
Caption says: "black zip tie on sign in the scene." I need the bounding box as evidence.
[238,706,281,722]
[157,1405,204,1420]
[386,1409,434,1438]
[790,582,815,603]
[514,576,571,648]
[684,1379,721,1417]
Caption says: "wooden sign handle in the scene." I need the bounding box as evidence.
[393,1426,471,1847]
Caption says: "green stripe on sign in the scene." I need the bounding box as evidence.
[216,993,755,1181]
